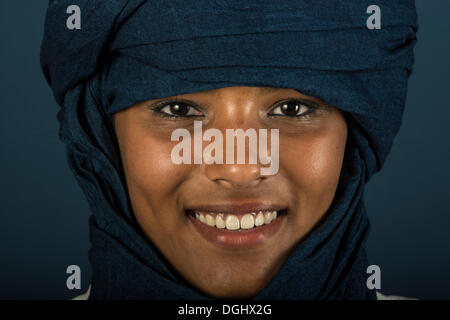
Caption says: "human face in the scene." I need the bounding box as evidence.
[113,86,348,298]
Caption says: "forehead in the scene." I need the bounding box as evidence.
[181,86,293,98]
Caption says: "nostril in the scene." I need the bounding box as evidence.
[214,176,265,189]
[206,161,266,188]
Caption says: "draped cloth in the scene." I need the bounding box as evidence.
[40,0,418,299]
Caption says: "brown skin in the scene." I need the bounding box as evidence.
[113,86,348,298]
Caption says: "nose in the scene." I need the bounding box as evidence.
[205,162,265,189]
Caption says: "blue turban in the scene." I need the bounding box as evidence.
[41,0,417,299]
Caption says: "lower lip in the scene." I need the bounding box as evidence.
[188,212,286,249]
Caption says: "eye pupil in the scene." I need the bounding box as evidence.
[281,103,300,116]
[170,103,189,115]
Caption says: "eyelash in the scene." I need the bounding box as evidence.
[150,99,203,120]
[268,99,317,119]
[150,98,318,119]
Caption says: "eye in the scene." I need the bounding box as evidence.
[270,100,312,117]
[157,101,203,117]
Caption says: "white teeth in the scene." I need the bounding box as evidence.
[264,211,272,224]
[206,214,216,227]
[193,210,280,230]
[225,215,240,230]
[240,214,255,229]
[255,211,265,226]
[215,214,226,228]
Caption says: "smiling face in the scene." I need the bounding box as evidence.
[113,86,348,298]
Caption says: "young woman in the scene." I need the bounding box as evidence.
[41,0,418,299]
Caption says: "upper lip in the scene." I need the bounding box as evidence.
[186,202,287,215]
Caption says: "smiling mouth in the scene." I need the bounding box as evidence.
[186,209,286,231]
[186,204,288,249]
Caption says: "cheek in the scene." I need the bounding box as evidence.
[280,124,347,213]
[128,140,177,192]
[119,131,190,215]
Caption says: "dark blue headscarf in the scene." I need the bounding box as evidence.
[40,0,418,299]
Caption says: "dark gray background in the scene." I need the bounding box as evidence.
[1,1,449,300]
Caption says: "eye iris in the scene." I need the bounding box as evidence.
[170,103,189,115]
[281,103,300,116]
